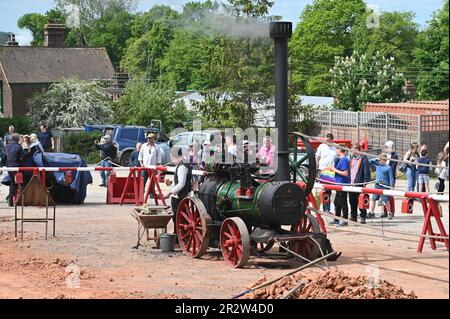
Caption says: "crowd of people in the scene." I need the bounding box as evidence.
[115,131,448,228]
[316,133,449,226]
[0,124,55,206]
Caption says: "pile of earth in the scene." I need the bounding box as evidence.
[242,269,417,299]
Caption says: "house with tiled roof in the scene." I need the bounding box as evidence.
[0,23,115,117]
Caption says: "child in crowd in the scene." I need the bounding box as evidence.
[417,148,431,193]
[435,151,448,193]
[368,153,394,220]
[349,143,371,224]
[329,147,350,227]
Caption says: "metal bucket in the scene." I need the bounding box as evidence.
[160,233,176,252]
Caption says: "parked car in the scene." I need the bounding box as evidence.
[169,130,260,160]
[85,124,171,166]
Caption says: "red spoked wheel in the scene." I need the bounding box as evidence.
[289,214,322,261]
[220,217,250,268]
[176,197,211,258]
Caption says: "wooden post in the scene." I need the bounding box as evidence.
[417,115,422,143]
[356,112,360,142]
[385,113,389,142]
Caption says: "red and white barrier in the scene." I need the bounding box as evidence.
[313,183,449,203]
[0,165,208,176]
[306,182,449,253]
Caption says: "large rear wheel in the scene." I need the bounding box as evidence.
[176,197,211,258]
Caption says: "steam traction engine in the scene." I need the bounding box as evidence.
[175,22,331,268]
[176,159,326,268]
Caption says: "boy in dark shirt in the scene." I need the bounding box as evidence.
[330,147,350,226]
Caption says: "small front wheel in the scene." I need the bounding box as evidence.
[220,217,250,268]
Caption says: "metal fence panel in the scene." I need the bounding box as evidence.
[311,110,448,160]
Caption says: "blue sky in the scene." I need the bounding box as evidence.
[0,0,445,45]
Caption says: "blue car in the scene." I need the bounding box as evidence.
[85,124,171,166]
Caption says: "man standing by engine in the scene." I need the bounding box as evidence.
[139,133,162,189]
[164,148,192,237]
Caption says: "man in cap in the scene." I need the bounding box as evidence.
[139,133,162,188]
[95,135,117,187]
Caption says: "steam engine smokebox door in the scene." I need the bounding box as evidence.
[258,182,306,226]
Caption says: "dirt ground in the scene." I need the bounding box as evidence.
[0,171,448,299]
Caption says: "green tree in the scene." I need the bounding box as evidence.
[55,0,136,52]
[88,7,134,67]
[54,0,137,26]
[353,11,419,68]
[192,93,254,129]
[160,29,205,91]
[122,8,179,78]
[412,0,449,100]
[229,0,274,17]
[27,78,113,128]
[130,5,179,39]
[330,52,406,111]
[17,9,65,46]
[124,2,222,83]
[290,0,366,96]
[114,78,192,131]
[287,83,317,134]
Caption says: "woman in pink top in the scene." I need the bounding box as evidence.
[258,136,276,174]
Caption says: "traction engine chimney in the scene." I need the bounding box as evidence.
[270,21,292,182]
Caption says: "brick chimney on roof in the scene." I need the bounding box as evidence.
[6,33,18,46]
[44,21,66,47]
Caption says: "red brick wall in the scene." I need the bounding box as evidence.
[365,102,448,116]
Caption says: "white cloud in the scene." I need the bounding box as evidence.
[15,29,33,46]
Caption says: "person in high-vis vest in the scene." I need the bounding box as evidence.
[164,148,192,236]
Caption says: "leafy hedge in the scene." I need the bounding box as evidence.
[62,131,103,164]
[0,117,32,137]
